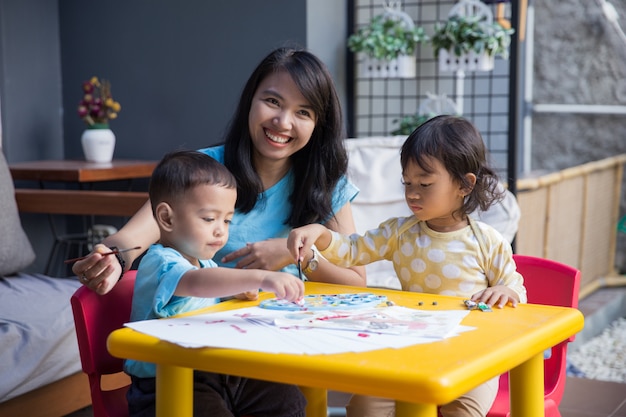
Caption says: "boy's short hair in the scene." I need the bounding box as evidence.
[149,150,237,214]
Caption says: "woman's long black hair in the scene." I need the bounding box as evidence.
[223,47,348,227]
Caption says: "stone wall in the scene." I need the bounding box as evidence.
[533,0,626,272]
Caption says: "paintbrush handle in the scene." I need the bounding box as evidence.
[64,246,141,264]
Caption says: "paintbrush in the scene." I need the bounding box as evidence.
[64,246,142,264]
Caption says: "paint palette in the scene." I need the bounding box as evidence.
[259,293,388,311]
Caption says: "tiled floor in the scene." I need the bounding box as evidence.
[64,377,626,417]
[65,286,626,417]
[559,377,626,417]
[324,378,626,417]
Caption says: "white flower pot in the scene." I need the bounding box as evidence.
[359,55,416,79]
[81,127,116,163]
[438,49,494,72]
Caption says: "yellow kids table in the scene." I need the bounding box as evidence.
[108,282,584,417]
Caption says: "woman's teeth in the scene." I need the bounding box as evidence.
[266,130,290,144]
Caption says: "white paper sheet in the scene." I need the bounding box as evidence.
[125,306,472,355]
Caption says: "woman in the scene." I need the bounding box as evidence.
[73,46,366,295]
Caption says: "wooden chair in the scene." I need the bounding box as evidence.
[486,254,581,417]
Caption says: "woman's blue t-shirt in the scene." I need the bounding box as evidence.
[198,145,359,277]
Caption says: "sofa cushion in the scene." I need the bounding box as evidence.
[0,152,36,276]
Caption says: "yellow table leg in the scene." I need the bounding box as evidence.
[509,352,544,417]
[299,386,327,417]
[156,365,193,417]
[396,401,438,417]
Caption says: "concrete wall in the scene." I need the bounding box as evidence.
[531,0,626,272]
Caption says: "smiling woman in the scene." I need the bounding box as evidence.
[70,47,366,416]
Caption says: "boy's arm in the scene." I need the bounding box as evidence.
[175,267,303,302]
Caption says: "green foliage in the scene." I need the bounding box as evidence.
[390,113,434,136]
[348,14,429,61]
[431,15,514,59]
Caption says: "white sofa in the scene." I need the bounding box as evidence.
[344,136,521,290]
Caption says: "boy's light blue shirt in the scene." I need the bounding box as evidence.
[199,145,359,277]
[124,243,218,378]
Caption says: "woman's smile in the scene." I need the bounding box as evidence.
[264,128,291,144]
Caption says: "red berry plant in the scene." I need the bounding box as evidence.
[77,76,121,127]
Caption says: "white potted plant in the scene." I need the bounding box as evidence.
[431,0,514,72]
[348,7,428,78]
[77,76,122,163]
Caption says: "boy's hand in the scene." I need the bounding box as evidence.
[471,285,520,309]
[287,224,328,264]
[260,272,305,303]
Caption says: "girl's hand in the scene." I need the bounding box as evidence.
[471,285,520,309]
[287,224,329,263]
[221,239,293,271]
[71,244,122,295]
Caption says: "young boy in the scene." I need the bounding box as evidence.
[125,150,306,417]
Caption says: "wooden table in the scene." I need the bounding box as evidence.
[9,159,157,183]
[10,159,156,275]
[108,282,584,417]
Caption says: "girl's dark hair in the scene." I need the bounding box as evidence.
[149,150,237,215]
[400,115,503,218]
[223,46,348,227]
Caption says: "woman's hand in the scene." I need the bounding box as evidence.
[72,244,122,295]
[233,290,260,301]
[221,238,293,271]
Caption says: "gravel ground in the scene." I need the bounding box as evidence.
[567,317,626,383]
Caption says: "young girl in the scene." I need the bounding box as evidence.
[287,115,527,417]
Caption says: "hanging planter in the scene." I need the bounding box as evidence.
[348,4,428,79]
[431,0,514,72]
[360,55,416,79]
[438,48,494,72]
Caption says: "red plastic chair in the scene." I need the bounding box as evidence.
[486,255,581,417]
[71,271,137,417]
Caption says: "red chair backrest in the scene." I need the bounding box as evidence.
[71,271,136,417]
[513,254,580,340]
[487,255,581,417]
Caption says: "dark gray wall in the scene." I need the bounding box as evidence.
[0,0,314,274]
[58,0,307,161]
[0,0,310,164]
[0,0,64,162]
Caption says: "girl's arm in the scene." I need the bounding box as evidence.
[223,203,367,287]
[72,201,159,294]
[301,203,367,287]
